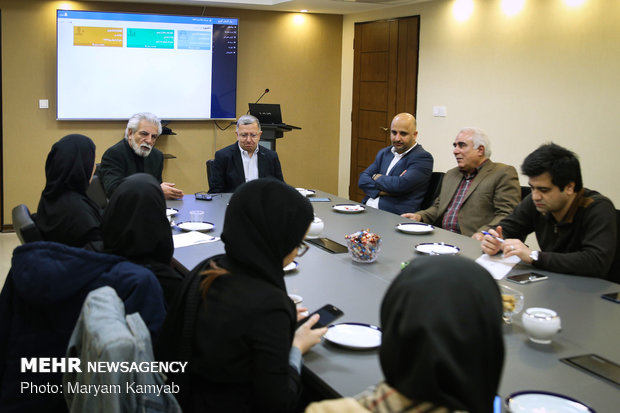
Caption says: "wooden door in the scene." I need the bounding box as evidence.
[349,16,420,202]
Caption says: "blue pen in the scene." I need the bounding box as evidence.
[481,231,505,243]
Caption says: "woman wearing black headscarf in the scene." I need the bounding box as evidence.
[306,255,505,413]
[36,134,101,248]
[157,179,327,413]
[101,173,181,306]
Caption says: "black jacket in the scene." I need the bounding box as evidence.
[208,143,284,193]
[99,139,164,198]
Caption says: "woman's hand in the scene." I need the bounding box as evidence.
[293,314,327,354]
[296,307,309,322]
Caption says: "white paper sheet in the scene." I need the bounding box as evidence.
[475,253,521,280]
[173,231,220,249]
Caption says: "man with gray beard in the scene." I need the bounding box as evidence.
[100,112,184,199]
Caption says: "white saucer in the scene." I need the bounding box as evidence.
[415,242,460,255]
[507,391,595,413]
[324,323,382,350]
[332,204,365,213]
[396,222,434,234]
[296,188,316,197]
[176,221,214,232]
[284,261,299,272]
[166,208,179,217]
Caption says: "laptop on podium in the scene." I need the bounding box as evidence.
[248,103,300,129]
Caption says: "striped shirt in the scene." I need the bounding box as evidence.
[442,162,486,233]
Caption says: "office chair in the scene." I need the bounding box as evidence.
[206,159,214,188]
[86,174,107,210]
[11,204,43,244]
[420,172,445,210]
[520,186,531,200]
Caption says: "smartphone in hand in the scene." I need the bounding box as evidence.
[297,304,344,329]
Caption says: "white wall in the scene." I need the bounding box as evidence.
[339,0,620,205]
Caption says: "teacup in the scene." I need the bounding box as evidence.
[521,307,561,344]
[307,216,324,239]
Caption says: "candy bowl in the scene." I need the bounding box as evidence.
[345,230,381,263]
[499,284,524,324]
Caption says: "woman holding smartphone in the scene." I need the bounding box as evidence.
[157,179,327,413]
[306,255,505,413]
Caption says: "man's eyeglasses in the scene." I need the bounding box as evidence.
[297,241,310,257]
[239,133,259,139]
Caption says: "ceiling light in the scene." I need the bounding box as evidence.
[564,0,586,7]
[453,0,474,22]
[501,0,525,17]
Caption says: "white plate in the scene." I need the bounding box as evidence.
[396,222,434,234]
[176,221,214,232]
[332,204,365,213]
[415,242,460,255]
[324,323,382,350]
[283,261,299,272]
[166,208,179,217]
[507,391,595,413]
[296,188,316,197]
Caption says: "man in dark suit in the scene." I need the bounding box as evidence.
[402,128,521,239]
[99,112,184,200]
[358,113,433,215]
[208,115,284,193]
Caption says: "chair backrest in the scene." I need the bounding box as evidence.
[86,174,108,209]
[12,204,43,244]
[420,172,445,210]
[520,185,531,200]
[608,209,620,283]
[206,159,214,187]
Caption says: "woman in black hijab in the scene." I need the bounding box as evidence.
[157,179,326,413]
[36,134,101,248]
[101,173,181,306]
[306,255,505,413]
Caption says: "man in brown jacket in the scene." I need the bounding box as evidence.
[402,127,520,239]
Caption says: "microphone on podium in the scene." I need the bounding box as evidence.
[247,88,270,114]
[255,88,270,103]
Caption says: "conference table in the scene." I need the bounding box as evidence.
[168,190,620,412]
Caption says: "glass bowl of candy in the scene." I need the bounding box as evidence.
[345,230,381,263]
[499,284,524,324]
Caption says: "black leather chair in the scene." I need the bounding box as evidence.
[86,174,108,210]
[12,204,43,244]
[86,163,107,210]
[520,185,531,200]
[206,159,214,188]
[608,209,620,283]
[420,172,445,210]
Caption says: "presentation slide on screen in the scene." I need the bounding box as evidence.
[57,11,237,120]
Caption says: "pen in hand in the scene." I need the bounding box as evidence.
[481,231,505,243]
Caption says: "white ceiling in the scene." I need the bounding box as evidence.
[81,0,433,15]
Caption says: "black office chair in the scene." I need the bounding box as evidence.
[86,163,107,210]
[86,174,108,210]
[12,204,43,244]
[608,209,620,283]
[520,185,531,200]
[206,159,214,188]
[420,172,444,210]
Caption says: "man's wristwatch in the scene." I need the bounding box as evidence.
[529,250,539,262]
